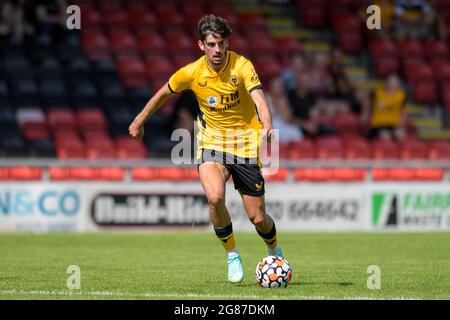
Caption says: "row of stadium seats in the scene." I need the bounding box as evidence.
[280,137,450,160]
[0,165,446,182]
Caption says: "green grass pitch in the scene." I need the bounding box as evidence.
[0,231,449,300]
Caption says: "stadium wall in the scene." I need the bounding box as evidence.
[1,182,450,232]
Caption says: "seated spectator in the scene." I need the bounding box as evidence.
[281,53,307,92]
[0,0,32,43]
[308,52,334,99]
[393,0,436,41]
[369,73,407,140]
[29,0,68,43]
[328,47,362,115]
[267,78,303,143]
[287,73,321,137]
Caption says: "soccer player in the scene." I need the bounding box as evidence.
[129,15,284,283]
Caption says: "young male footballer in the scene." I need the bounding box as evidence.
[129,15,284,283]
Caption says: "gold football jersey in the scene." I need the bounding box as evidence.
[168,50,263,159]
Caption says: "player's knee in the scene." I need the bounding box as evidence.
[248,211,265,226]
[207,193,225,208]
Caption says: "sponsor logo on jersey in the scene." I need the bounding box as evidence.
[206,95,219,107]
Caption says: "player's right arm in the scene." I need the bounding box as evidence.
[129,83,175,141]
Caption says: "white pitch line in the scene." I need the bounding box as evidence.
[0,289,423,300]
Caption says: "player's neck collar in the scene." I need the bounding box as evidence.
[205,51,230,74]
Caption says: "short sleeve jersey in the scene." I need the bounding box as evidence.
[168,51,263,159]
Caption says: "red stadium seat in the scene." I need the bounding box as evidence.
[127,10,157,30]
[55,132,85,159]
[137,30,166,54]
[371,139,399,160]
[183,11,206,29]
[115,136,148,159]
[424,40,448,61]
[237,13,268,32]
[21,123,50,141]
[47,108,77,132]
[374,57,399,77]
[287,139,316,159]
[82,8,102,28]
[427,140,450,159]
[117,55,148,88]
[156,12,185,29]
[441,83,450,108]
[344,138,371,160]
[411,81,437,104]
[338,32,363,54]
[145,55,175,79]
[254,55,283,84]
[153,2,178,14]
[332,13,361,33]
[171,53,197,69]
[108,29,138,54]
[163,30,196,53]
[77,109,108,131]
[53,130,81,146]
[86,145,115,160]
[405,61,434,84]
[228,33,250,57]
[333,112,362,136]
[316,136,344,159]
[432,61,450,84]
[101,8,128,29]
[370,39,397,59]
[275,38,302,56]
[81,30,110,54]
[248,35,276,56]
[398,139,427,159]
[398,39,424,60]
[299,6,327,29]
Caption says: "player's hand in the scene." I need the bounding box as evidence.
[129,118,145,141]
[261,127,273,141]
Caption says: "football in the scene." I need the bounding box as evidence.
[255,255,292,288]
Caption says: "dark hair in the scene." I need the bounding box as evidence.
[197,14,232,41]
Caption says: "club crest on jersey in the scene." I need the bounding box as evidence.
[251,68,259,83]
[230,75,239,86]
[206,95,219,107]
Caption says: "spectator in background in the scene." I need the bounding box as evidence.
[29,0,68,43]
[328,47,362,115]
[280,53,307,92]
[393,0,436,40]
[308,52,334,99]
[266,77,303,143]
[287,73,321,137]
[0,0,33,43]
[369,73,407,140]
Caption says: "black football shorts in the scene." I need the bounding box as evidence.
[199,149,265,197]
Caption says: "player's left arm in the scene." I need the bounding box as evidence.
[250,88,273,139]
